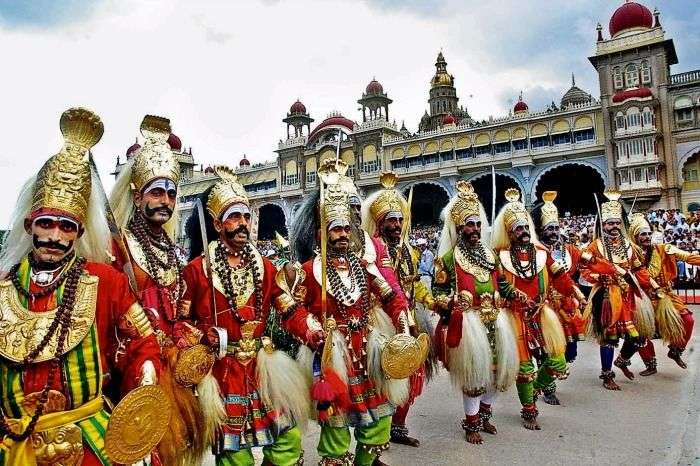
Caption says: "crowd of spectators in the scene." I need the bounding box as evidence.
[254,209,700,283]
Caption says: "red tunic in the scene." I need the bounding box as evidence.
[11,261,161,465]
[182,252,313,451]
[300,257,405,427]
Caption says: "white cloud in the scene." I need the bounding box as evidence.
[0,0,696,226]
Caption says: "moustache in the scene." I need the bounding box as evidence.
[330,236,349,245]
[144,204,173,217]
[33,236,73,252]
[224,225,249,240]
[518,232,531,240]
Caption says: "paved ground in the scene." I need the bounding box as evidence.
[211,309,700,465]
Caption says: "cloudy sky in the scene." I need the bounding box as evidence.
[0,0,698,224]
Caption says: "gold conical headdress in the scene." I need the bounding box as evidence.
[318,162,351,229]
[369,171,407,222]
[502,188,529,231]
[540,191,559,228]
[31,107,104,224]
[601,190,623,222]
[207,166,249,220]
[628,212,651,243]
[130,115,180,193]
[450,180,482,225]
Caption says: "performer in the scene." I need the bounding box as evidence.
[109,115,209,465]
[629,213,698,374]
[182,166,320,466]
[0,108,162,465]
[431,181,518,444]
[532,192,591,366]
[581,192,655,391]
[294,165,422,466]
[491,188,585,430]
[361,172,438,448]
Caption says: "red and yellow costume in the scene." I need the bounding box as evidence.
[491,188,582,426]
[183,167,313,465]
[580,192,655,387]
[108,115,207,465]
[360,172,435,446]
[0,108,161,466]
[431,181,518,442]
[629,214,698,371]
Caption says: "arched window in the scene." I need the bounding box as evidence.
[625,63,640,88]
[626,107,641,129]
[640,60,651,84]
[613,67,623,90]
[615,111,625,131]
[642,107,653,127]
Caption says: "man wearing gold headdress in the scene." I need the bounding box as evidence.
[628,213,698,374]
[182,166,321,466]
[109,116,208,465]
[361,172,436,448]
[491,188,585,430]
[0,108,162,465]
[580,192,655,391]
[531,191,593,403]
[295,165,423,466]
[431,181,519,444]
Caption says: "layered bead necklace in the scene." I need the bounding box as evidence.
[509,243,537,279]
[327,251,369,331]
[459,239,496,272]
[128,209,184,320]
[213,240,263,324]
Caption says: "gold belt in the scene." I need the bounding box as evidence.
[0,396,103,466]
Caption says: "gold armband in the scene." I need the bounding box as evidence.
[274,293,297,314]
[125,302,154,337]
[433,258,448,285]
[373,276,394,299]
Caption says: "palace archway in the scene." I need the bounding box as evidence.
[533,163,605,216]
[470,173,521,221]
[257,203,287,240]
[402,182,449,226]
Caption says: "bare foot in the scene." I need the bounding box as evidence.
[603,378,621,391]
[482,420,497,435]
[523,418,541,430]
[465,431,483,444]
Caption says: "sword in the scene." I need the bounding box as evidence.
[195,198,218,328]
[393,185,414,270]
[87,152,138,291]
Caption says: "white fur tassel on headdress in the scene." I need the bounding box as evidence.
[196,373,226,449]
[447,311,493,394]
[493,309,519,391]
[438,199,491,258]
[367,328,409,406]
[256,348,311,431]
[0,174,111,274]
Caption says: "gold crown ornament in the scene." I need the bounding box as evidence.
[628,212,651,241]
[540,191,559,229]
[450,180,482,225]
[30,107,104,224]
[207,166,249,220]
[318,162,351,228]
[600,190,623,222]
[502,188,529,231]
[130,115,180,193]
[369,172,407,222]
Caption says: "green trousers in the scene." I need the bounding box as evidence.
[516,355,567,405]
[318,416,391,466]
[215,426,302,466]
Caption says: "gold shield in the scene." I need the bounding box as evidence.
[105,385,171,464]
[381,332,430,380]
[174,344,215,387]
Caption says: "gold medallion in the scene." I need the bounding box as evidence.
[381,332,430,379]
[105,385,171,464]
[174,344,215,387]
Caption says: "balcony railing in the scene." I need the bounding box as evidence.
[671,70,700,86]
